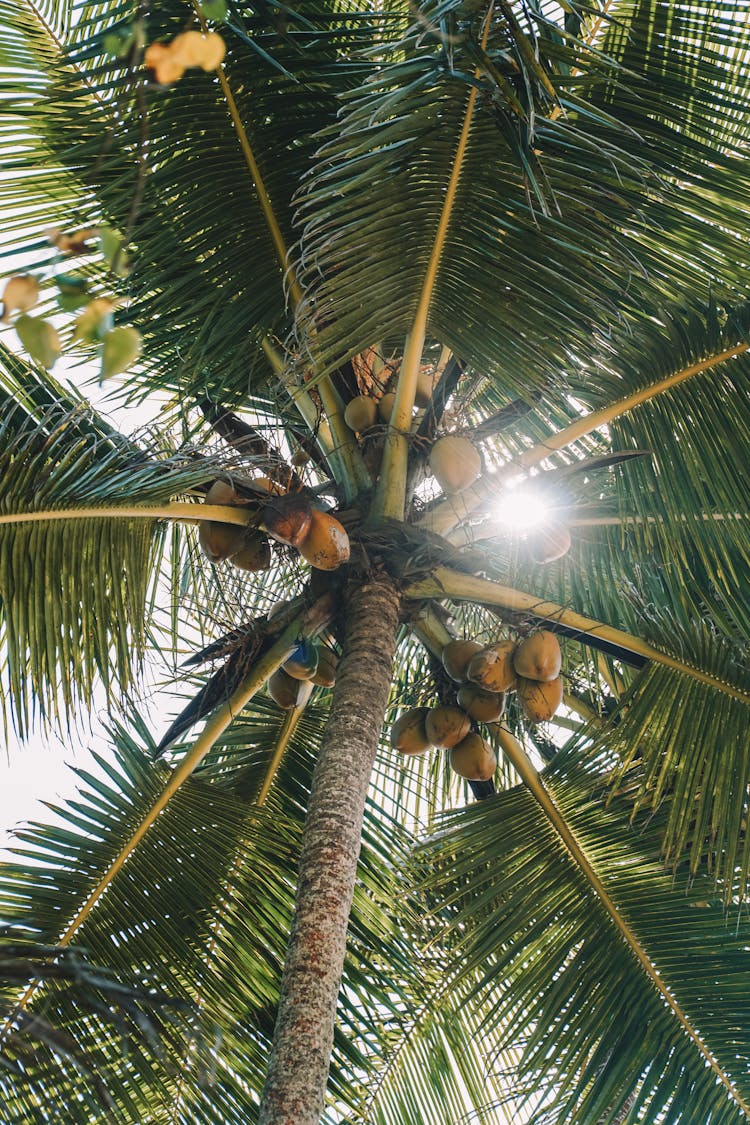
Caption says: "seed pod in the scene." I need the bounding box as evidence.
[1,274,39,322]
[344,396,378,433]
[429,435,481,494]
[309,644,339,688]
[527,522,572,564]
[261,494,313,548]
[457,682,506,723]
[390,708,431,755]
[298,509,350,571]
[450,733,497,781]
[101,325,142,379]
[468,641,518,693]
[517,675,563,722]
[283,640,319,681]
[267,668,313,710]
[425,706,471,750]
[442,639,484,682]
[513,631,561,683]
[15,315,61,369]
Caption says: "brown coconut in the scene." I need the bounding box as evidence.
[450,734,497,781]
[517,675,563,723]
[527,522,572,564]
[298,509,350,571]
[344,395,378,433]
[267,668,314,710]
[429,435,481,494]
[441,639,484,682]
[414,367,438,408]
[199,480,248,561]
[261,494,313,548]
[390,708,431,756]
[425,706,471,750]
[513,631,561,683]
[468,641,518,693]
[457,682,506,723]
[231,532,272,572]
[199,521,243,562]
[283,642,319,681]
[309,644,339,688]
[378,392,397,423]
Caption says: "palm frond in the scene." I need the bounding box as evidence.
[0,344,214,733]
[418,743,750,1124]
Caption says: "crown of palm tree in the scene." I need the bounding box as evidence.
[1,1,750,1122]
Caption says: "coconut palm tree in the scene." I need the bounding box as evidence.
[0,0,749,1121]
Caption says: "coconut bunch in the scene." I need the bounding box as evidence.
[198,481,350,573]
[390,630,564,782]
[344,363,440,435]
[267,636,339,710]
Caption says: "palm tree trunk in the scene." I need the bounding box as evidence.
[258,570,401,1125]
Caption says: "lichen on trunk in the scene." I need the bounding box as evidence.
[258,570,401,1125]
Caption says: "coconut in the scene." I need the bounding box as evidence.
[429,435,481,494]
[378,392,397,423]
[517,675,563,722]
[527,522,572,564]
[414,366,438,409]
[309,644,338,688]
[199,521,245,562]
[144,41,185,84]
[344,395,378,433]
[231,532,272,572]
[468,641,518,693]
[513,631,561,683]
[457,682,506,723]
[298,509,350,571]
[425,706,471,750]
[441,639,484,682]
[284,640,319,681]
[390,708,431,755]
[268,668,314,710]
[205,479,241,506]
[450,733,497,781]
[261,494,312,548]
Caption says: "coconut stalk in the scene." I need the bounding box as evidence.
[258,571,401,1125]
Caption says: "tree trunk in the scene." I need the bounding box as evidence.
[258,570,401,1125]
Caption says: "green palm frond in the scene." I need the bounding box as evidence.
[295,1,750,384]
[0,712,430,1124]
[0,345,216,733]
[418,744,750,1125]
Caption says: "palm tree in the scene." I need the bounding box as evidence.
[0,0,749,1121]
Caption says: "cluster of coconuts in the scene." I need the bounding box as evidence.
[198,480,350,572]
[267,635,339,710]
[390,631,564,782]
[344,381,482,497]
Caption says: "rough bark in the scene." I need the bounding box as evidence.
[258,571,401,1125]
